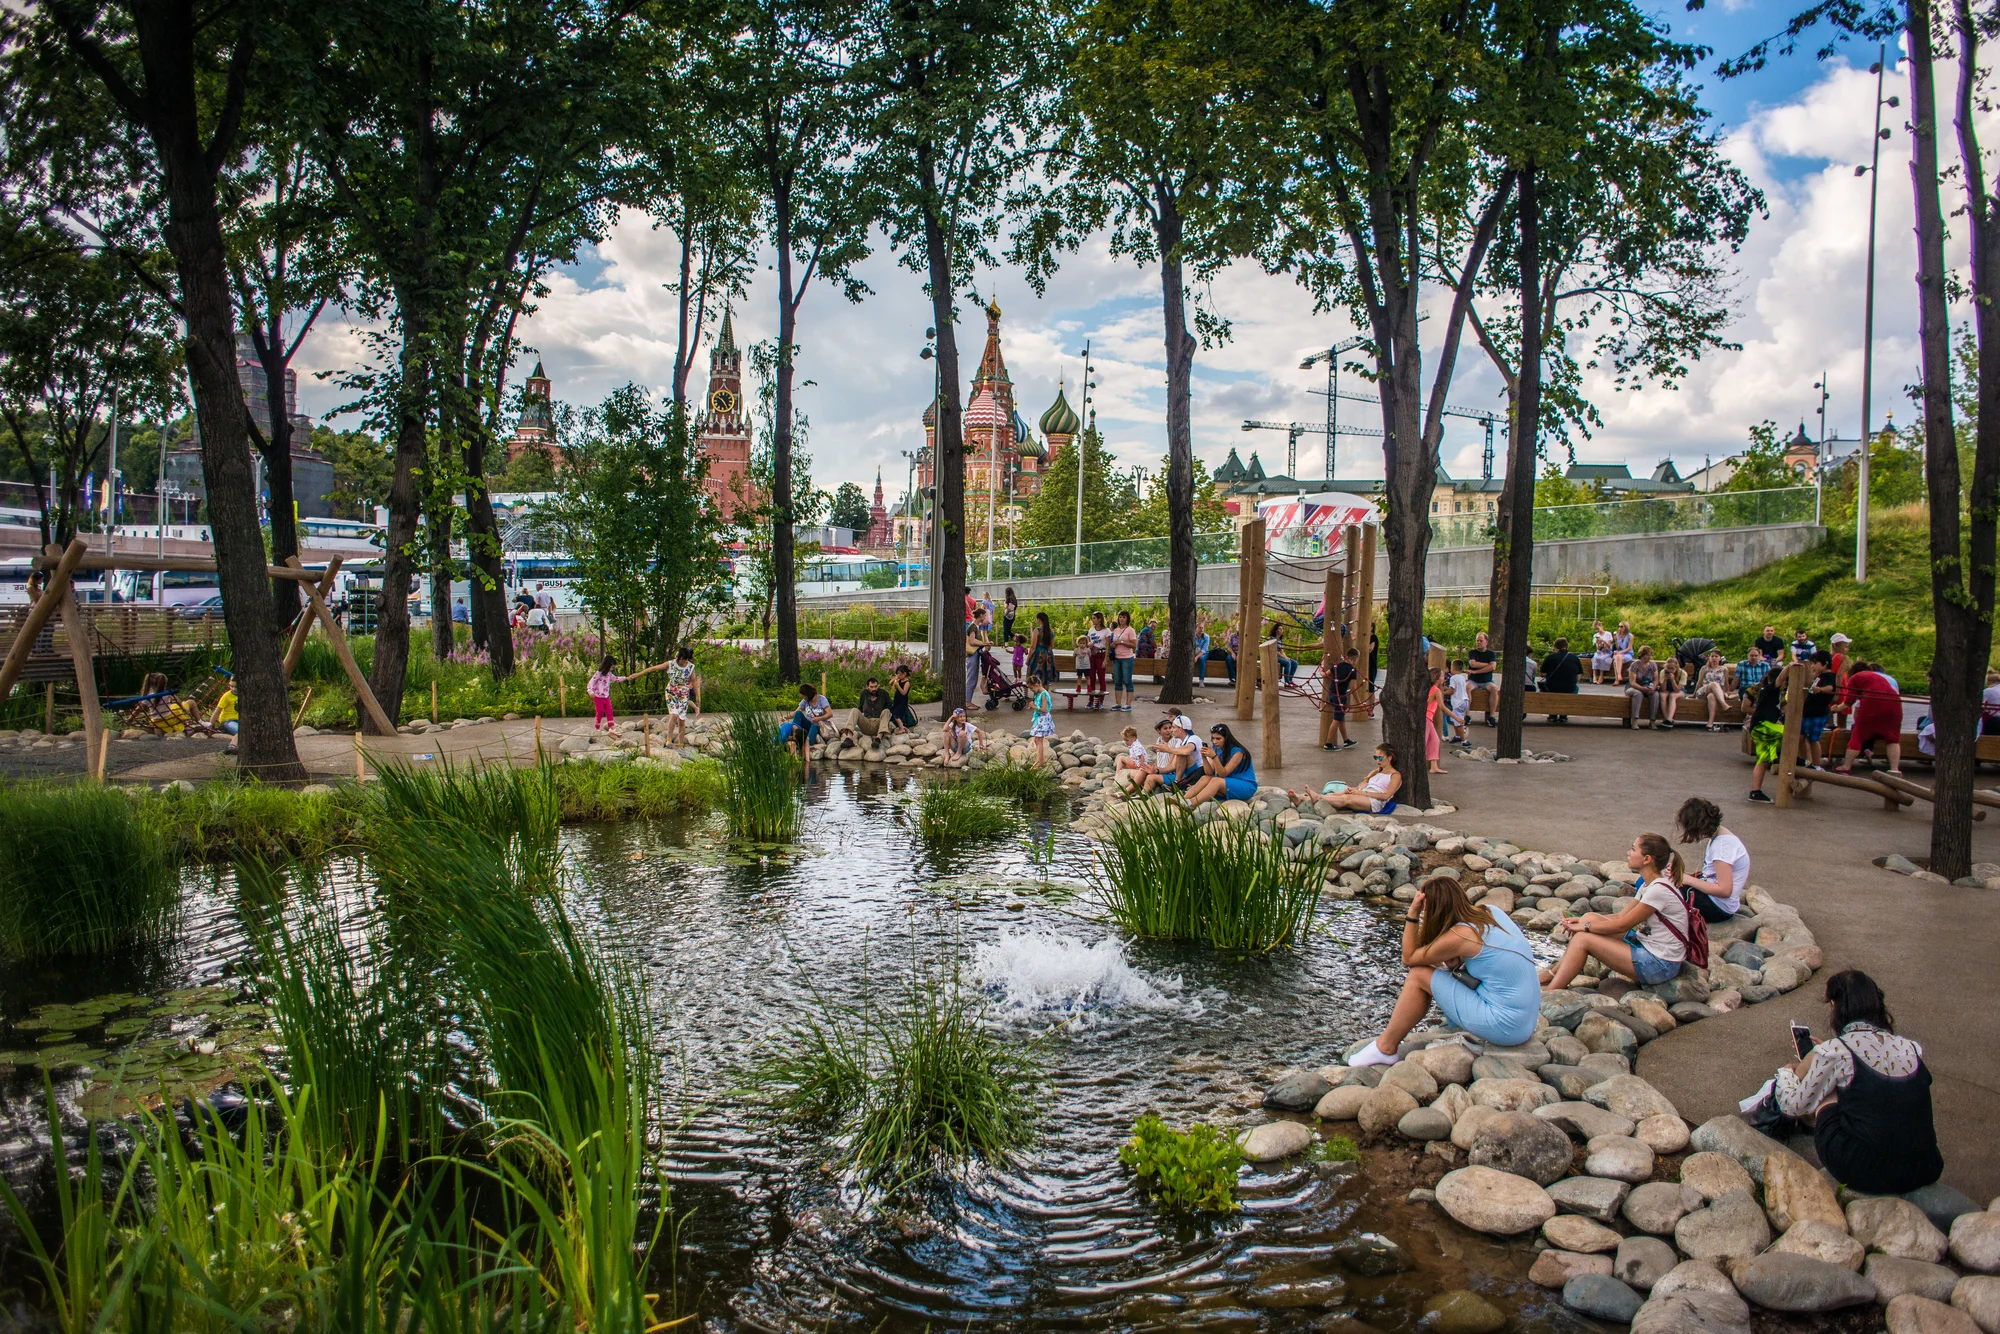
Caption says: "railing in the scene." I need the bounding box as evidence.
[1424,583,1611,621]
[1429,486,1820,548]
[966,530,1239,583]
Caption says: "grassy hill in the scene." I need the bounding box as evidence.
[1424,506,1958,684]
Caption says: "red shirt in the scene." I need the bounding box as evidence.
[1843,670,1901,732]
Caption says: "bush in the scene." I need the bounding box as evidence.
[0,784,178,959]
[551,758,725,820]
[914,783,1014,842]
[137,780,365,863]
[1119,1113,1243,1214]
[1092,800,1340,951]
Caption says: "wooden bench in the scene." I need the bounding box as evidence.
[1823,728,2000,763]
[1509,689,1748,726]
[1052,686,1110,711]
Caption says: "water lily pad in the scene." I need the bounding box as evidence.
[103,1017,152,1038]
[35,1031,78,1045]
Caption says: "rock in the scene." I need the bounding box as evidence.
[1564,1273,1644,1322]
[1336,1062,1387,1087]
[1535,1100,1633,1142]
[1625,992,1678,1033]
[1264,1070,1333,1112]
[1357,1085,1420,1136]
[1616,1235,1679,1291]
[1530,1249,1613,1288]
[1545,1032,1590,1065]
[1584,1074,1679,1123]
[1549,1175,1630,1220]
[1238,1121,1313,1162]
[1955,1213,2000,1273]
[1771,1219,1866,1271]
[1575,1011,1639,1056]
[1909,1183,1985,1231]
[1449,1102,1503,1150]
[1544,1213,1623,1253]
[1541,991,1593,1030]
[1585,1135,1657,1183]
[1676,1189,1772,1261]
[1435,1165,1558,1236]
[1889,1295,1984,1334]
[1410,1042,1476,1087]
[1630,1286,1753,1334]
[1244,1275,1348,1309]
[1852,1197,1952,1263]
[1380,1061,1439,1103]
[1761,960,1808,993]
[1399,1107,1453,1141]
[1655,1259,1744,1303]
[1689,1115,1791,1184]
[1539,1064,1614,1100]
[1580,1052,1633,1078]
[299,783,334,797]
[1332,1232,1411,1276]
[1634,1114,1690,1153]
[1626,1180,1703,1235]
[1869,1255,1966,1304]
[1471,1054,1537,1083]
[1728,1251,1877,1312]
[1953,1275,2000,1332]
[1681,1151,1755,1204]
[1418,1289,1506,1334]
[1763,1153,1846,1232]
[1468,1077,1557,1112]
[1315,1085,1372,1121]
[1467,1110,1575,1185]
[1432,1082,1471,1124]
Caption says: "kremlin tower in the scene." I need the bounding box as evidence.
[695,310,752,518]
[506,361,556,463]
[867,467,891,547]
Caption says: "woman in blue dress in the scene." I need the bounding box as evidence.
[1348,873,1541,1067]
[1184,723,1258,804]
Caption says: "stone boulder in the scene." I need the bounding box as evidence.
[1449,1102,1504,1150]
[1380,1060,1439,1103]
[1398,1106,1453,1141]
[1584,1074,1679,1122]
[1468,1077,1558,1112]
[1547,1175,1630,1221]
[1539,1065,1613,1100]
[1467,1110,1576,1185]
[1535,1101,1633,1142]
[1238,1121,1313,1162]
[1410,1042,1475,1087]
[1770,1219,1865,1271]
[1575,1011,1640,1056]
[1689,1114,1792,1184]
[1622,1180,1700,1235]
[1543,1214,1622,1254]
[1530,1250,1612,1289]
[1953,1212,2000,1273]
[1314,1085,1371,1121]
[1681,1151,1755,1203]
[1635,1114,1691,1153]
[1762,1153,1847,1232]
[1953,1275,2000,1333]
[1868,1255,1966,1304]
[1676,1189,1773,1262]
[1564,1273,1644,1323]
[1888,1295,1984,1334]
[1852,1197,1952,1263]
[1584,1135,1656,1183]
[1435,1165,1558,1236]
[1357,1085,1419,1136]
[1263,1070,1332,1112]
[1615,1235,1679,1291]
[1728,1252,1877,1312]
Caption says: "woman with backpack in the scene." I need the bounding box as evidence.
[1540,831,1705,989]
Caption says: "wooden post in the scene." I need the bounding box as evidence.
[1320,564,1342,747]
[45,682,54,734]
[431,680,438,724]
[355,732,365,782]
[1352,524,1378,717]
[0,538,88,704]
[283,556,343,679]
[57,587,103,782]
[560,678,567,717]
[643,715,651,758]
[1774,662,1809,809]
[1261,640,1282,771]
[294,686,313,728]
[535,714,543,760]
[1236,519,1266,721]
[96,725,110,783]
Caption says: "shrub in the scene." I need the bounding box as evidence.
[1119,1114,1243,1214]
[551,758,725,821]
[965,757,1061,803]
[914,783,1014,842]
[1092,800,1340,951]
[722,710,801,842]
[137,780,365,863]
[0,784,177,959]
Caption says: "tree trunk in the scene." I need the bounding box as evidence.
[672,213,694,415]
[1157,192,1198,707]
[100,1,303,780]
[919,150,966,718]
[774,178,800,683]
[1484,384,1519,651]
[369,305,429,733]
[464,470,513,677]
[1379,283,1432,811]
[1498,165,1543,761]
[430,520,454,664]
[251,346,305,641]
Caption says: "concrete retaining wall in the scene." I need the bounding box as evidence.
[797,522,1826,611]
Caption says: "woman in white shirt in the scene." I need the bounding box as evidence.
[1674,796,1749,921]
[1540,832,1695,989]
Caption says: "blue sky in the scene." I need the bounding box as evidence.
[295,9,1967,503]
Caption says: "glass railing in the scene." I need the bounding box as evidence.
[966,530,1239,582]
[1430,486,1819,548]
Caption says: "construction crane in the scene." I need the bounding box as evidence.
[1300,337,1370,479]
[1240,419,1384,482]
[1320,388,1510,480]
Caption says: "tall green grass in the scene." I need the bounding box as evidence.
[965,756,1062,803]
[1092,801,1340,951]
[138,779,366,862]
[0,784,178,959]
[367,756,561,892]
[915,782,1015,841]
[552,757,726,820]
[746,950,1041,1191]
[722,710,802,842]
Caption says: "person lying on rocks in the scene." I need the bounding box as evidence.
[1348,873,1541,1068]
[1307,743,1403,814]
[1539,832,1696,990]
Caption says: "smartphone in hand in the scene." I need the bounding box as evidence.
[1790,1023,1816,1060]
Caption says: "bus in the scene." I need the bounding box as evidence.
[0,557,120,607]
[797,552,896,597]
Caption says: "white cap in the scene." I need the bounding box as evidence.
[1830,632,1851,645]
[1175,713,1195,732]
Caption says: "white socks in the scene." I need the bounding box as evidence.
[1349,1041,1400,1068]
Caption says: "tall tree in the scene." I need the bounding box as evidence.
[1015,420,1136,547]
[1015,0,1259,705]
[12,0,307,780]
[828,480,873,534]
[856,0,1055,715]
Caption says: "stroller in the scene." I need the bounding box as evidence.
[976,647,1032,711]
[1672,635,1718,672]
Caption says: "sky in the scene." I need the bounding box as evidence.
[290,4,1984,504]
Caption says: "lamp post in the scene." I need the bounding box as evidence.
[921,328,942,667]
[1855,44,1898,582]
[899,447,919,588]
[1073,340,1096,574]
[1812,371,1829,524]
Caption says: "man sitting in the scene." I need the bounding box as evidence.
[851,676,891,739]
[1736,645,1771,705]
[1539,636,1582,723]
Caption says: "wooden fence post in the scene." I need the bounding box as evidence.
[1352,524,1378,716]
[1774,662,1809,808]
[1236,519,1266,721]
[1320,564,1342,747]
[57,585,103,781]
[1261,640,1282,771]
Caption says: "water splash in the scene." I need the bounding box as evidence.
[971,931,1187,1018]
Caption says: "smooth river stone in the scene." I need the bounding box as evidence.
[1264,1069,1333,1112]
[1762,1152,1847,1232]
[1315,1085,1371,1121]
[1539,1064,1613,1100]
[1530,1249,1612,1289]
[1887,1294,1984,1334]
[1625,1181,1703,1235]
[1410,1042,1475,1086]
[1238,1121,1313,1162]
[1953,1213,2000,1273]
[1676,1189,1774,1263]
[1548,1175,1631,1221]
[1769,1219,1866,1271]
[1868,1255,1965,1304]
[1680,1151,1755,1203]
[1631,1287,1753,1334]
[1688,1114,1791,1184]
[1584,1135,1657,1184]
[1543,1213,1623,1253]
[1635,1113,1690,1153]
[1399,1106,1453,1141]
[1469,1077,1558,1112]
[1951,1275,2000,1332]
[1380,1060,1439,1102]
[1728,1252,1878,1312]
[1420,1289,1507,1334]
[1563,1273,1645,1323]
[1535,1100,1633,1142]
[1436,1165,1558,1236]
[1467,1110,1576,1185]
[1357,1085,1419,1135]
[1615,1235,1679,1291]
[1850,1197,1951,1263]
[1584,1073,1680,1122]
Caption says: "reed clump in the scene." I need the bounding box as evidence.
[1092,800,1340,951]
[551,756,726,820]
[0,783,177,959]
[915,782,1014,842]
[138,778,365,862]
[722,710,802,842]
[964,756,1061,803]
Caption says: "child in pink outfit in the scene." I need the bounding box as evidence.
[587,654,670,731]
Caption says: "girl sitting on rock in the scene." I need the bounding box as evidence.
[1348,873,1541,1068]
[1540,832,1694,990]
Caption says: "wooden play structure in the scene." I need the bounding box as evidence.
[0,540,393,780]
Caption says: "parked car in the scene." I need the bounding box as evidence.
[177,595,226,620]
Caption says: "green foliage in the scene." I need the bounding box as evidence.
[915,782,1015,841]
[1822,425,1929,524]
[1119,1113,1243,1214]
[830,480,874,533]
[964,756,1062,803]
[860,562,901,589]
[1092,800,1339,951]
[1533,463,1602,509]
[494,440,557,494]
[0,784,177,959]
[745,950,1042,1190]
[137,779,365,863]
[1720,420,1806,493]
[1017,425,1139,547]
[551,757,726,821]
[723,710,803,842]
[1308,1133,1360,1163]
[366,756,562,892]
[311,423,395,521]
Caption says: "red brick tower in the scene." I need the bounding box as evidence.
[696,309,752,518]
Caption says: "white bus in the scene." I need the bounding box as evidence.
[0,556,120,607]
[797,552,896,597]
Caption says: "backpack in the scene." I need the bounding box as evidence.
[1650,880,1710,970]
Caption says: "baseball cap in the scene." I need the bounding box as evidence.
[1174,713,1194,732]
[1830,632,1851,645]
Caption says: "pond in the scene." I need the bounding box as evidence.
[0,770,1595,1333]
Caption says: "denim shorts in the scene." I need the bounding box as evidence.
[1624,933,1682,986]
[1801,713,1830,742]
[1112,657,1135,690]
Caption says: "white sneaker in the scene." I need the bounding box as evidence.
[1348,1041,1400,1068]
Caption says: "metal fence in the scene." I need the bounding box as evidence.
[967,529,1239,582]
[1429,485,1820,548]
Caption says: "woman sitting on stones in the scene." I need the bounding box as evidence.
[1675,796,1748,922]
[1317,743,1403,814]
[1348,873,1541,1067]
[1539,832,1695,990]
[1774,970,1943,1195]
[1184,722,1257,804]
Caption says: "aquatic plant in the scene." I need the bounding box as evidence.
[552,756,726,820]
[722,709,802,842]
[965,756,1062,803]
[368,755,561,889]
[0,783,177,959]
[915,782,1014,841]
[1308,1134,1360,1164]
[1119,1114,1244,1214]
[746,952,1041,1190]
[138,778,365,863]
[1091,800,1340,951]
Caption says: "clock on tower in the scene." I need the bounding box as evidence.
[696,308,752,518]
[710,388,737,415]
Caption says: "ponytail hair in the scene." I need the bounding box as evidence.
[1636,831,1683,885]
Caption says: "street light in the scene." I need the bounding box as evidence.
[1074,341,1096,574]
[920,328,941,665]
[1812,371,1830,523]
[1854,46,1899,582]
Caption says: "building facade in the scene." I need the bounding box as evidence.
[695,310,753,519]
[505,361,557,464]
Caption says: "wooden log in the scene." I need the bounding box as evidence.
[294,686,313,728]
[1353,524,1377,717]
[0,538,87,702]
[96,725,111,783]
[1261,640,1281,771]
[1235,522,1258,721]
[1320,564,1341,747]
[1774,662,1808,809]
[57,587,104,783]
[1875,769,2000,813]
[32,551,324,579]
[299,575,396,737]
[1798,767,1912,807]
[283,556,343,679]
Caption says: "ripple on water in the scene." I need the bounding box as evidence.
[971,930,1193,1022]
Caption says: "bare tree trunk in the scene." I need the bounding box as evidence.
[672,211,695,415]
[370,310,429,733]
[430,521,454,664]
[1379,284,1432,811]
[251,343,304,640]
[1157,192,1198,706]
[773,178,801,684]
[919,149,965,718]
[1498,165,1542,760]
